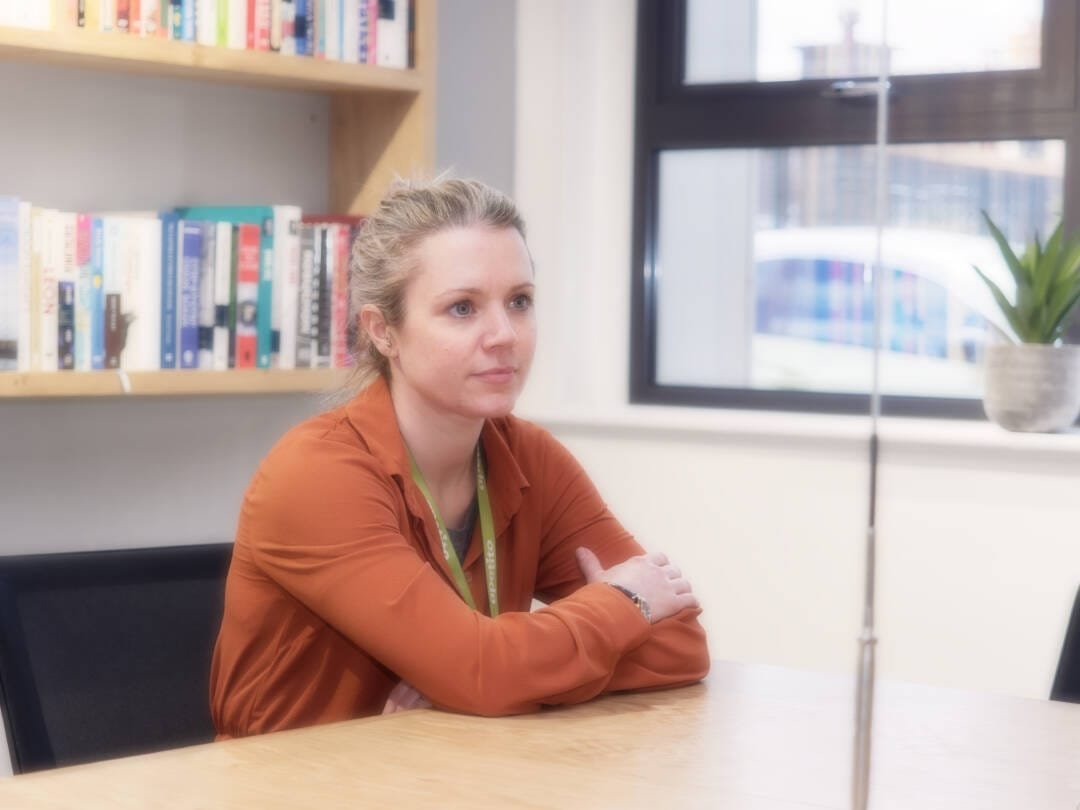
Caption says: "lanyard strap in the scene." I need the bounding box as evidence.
[409,445,499,617]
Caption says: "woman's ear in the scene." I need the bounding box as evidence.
[360,306,396,358]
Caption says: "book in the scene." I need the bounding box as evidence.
[160,212,179,368]
[253,0,271,50]
[74,214,93,371]
[212,221,232,370]
[89,217,106,370]
[105,292,122,368]
[134,216,162,371]
[197,0,217,45]
[38,209,61,373]
[16,202,31,372]
[180,0,195,40]
[280,0,296,55]
[0,197,18,371]
[296,224,315,367]
[58,281,76,370]
[234,222,261,368]
[57,213,78,370]
[228,0,247,49]
[197,221,217,368]
[314,224,331,367]
[272,206,302,369]
[178,220,204,369]
[376,0,407,68]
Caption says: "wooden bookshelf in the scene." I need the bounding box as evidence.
[0,1,435,398]
[0,369,347,398]
[0,25,425,94]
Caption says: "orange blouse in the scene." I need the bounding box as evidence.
[210,377,710,738]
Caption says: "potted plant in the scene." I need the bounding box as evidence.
[974,211,1080,432]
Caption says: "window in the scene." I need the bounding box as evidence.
[631,0,1080,417]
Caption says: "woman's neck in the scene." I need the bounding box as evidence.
[389,378,483,490]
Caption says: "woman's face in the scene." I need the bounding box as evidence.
[390,225,536,421]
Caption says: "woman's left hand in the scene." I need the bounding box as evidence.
[382,680,433,714]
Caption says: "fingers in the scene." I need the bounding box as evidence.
[671,577,692,595]
[647,551,669,566]
[575,547,605,582]
[676,592,701,611]
[664,565,682,580]
[382,682,430,714]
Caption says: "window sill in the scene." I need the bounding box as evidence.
[519,403,1080,461]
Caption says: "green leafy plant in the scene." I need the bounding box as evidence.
[974,210,1080,344]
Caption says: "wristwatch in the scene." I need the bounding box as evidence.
[610,584,652,623]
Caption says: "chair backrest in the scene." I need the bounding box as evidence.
[1051,584,1080,703]
[0,543,232,773]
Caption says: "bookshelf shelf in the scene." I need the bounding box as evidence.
[0,24,425,94]
[0,369,346,398]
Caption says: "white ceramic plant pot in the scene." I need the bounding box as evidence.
[983,343,1080,433]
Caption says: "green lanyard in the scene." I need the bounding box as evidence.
[408,445,499,617]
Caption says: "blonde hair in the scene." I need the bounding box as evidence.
[338,174,528,398]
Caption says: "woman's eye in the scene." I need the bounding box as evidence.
[510,294,533,310]
[450,301,474,317]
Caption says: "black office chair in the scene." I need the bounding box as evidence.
[0,543,232,773]
[1051,584,1080,703]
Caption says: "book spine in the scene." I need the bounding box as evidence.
[58,213,78,370]
[38,210,60,373]
[274,206,301,370]
[296,223,314,367]
[254,215,274,368]
[137,218,162,371]
[253,0,270,50]
[293,0,308,55]
[100,0,114,31]
[140,0,159,35]
[215,0,228,45]
[180,0,195,40]
[58,281,76,370]
[212,221,231,370]
[118,218,142,370]
[228,0,246,48]
[341,0,357,63]
[102,217,124,368]
[16,202,32,372]
[315,0,325,58]
[90,217,106,370]
[314,225,331,367]
[85,0,100,31]
[116,0,130,32]
[365,0,376,64]
[168,0,182,38]
[197,0,217,45]
[160,213,178,368]
[104,292,122,368]
[269,0,282,51]
[129,0,141,34]
[280,0,295,54]
[77,0,87,27]
[197,221,216,368]
[235,223,260,368]
[357,0,367,63]
[331,223,349,367]
[73,214,92,371]
[0,198,18,371]
[178,220,202,368]
[246,0,255,48]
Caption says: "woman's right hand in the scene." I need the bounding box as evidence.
[575,547,699,624]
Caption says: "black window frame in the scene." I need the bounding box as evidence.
[630,0,1080,418]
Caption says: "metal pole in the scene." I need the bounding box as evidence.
[853,3,889,808]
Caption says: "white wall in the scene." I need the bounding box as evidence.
[512,0,1080,703]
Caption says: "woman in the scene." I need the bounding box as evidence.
[210,177,709,737]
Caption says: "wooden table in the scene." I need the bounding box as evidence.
[1,661,1078,809]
